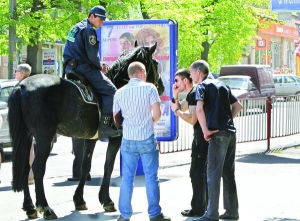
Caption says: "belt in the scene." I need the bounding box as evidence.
[67,59,85,66]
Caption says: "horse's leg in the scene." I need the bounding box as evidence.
[21,152,38,219]
[34,138,58,220]
[99,136,122,212]
[23,183,38,219]
[73,139,97,210]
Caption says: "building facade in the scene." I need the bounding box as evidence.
[242,17,299,76]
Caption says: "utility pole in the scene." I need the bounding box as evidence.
[8,0,17,79]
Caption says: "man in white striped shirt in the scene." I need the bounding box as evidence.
[113,61,171,221]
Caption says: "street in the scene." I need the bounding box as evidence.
[1,135,300,220]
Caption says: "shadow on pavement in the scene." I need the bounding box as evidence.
[0,185,12,192]
[262,218,300,221]
[236,152,300,164]
[54,211,144,221]
[53,176,170,188]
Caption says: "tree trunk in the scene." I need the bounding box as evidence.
[8,0,17,79]
[201,40,209,61]
[26,35,39,75]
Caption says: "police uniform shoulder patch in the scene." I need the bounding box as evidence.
[89,35,96,45]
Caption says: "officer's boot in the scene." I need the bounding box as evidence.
[99,115,121,139]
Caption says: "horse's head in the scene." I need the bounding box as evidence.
[107,42,165,95]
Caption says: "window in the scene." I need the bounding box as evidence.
[283,76,296,84]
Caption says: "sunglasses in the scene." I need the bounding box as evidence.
[174,78,185,83]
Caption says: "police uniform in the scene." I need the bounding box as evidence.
[63,6,119,138]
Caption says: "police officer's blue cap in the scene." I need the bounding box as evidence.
[90,6,107,21]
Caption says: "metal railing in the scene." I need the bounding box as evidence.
[159,95,300,153]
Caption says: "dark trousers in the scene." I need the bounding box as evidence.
[190,134,208,214]
[67,63,117,115]
[205,131,238,220]
[72,138,85,178]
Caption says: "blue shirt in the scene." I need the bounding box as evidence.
[195,76,238,133]
[113,78,161,140]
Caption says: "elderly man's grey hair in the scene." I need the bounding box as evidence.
[16,63,32,77]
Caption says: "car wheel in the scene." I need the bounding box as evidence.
[0,143,4,163]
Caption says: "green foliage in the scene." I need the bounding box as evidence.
[142,0,271,72]
[0,0,272,72]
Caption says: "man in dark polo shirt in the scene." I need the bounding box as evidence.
[170,68,209,217]
[190,60,243,221]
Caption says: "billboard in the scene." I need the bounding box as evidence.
[271,0,300,11]
[98,19,178,141]
[42,49,57,75]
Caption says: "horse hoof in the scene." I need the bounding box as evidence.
[103,202,117,212]
[75,204,88,210]
[27,209,38,219]
[43,210,58,220]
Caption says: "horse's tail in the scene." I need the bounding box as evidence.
[8,86,33,192]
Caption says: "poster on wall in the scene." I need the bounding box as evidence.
[42,49,57,75]
[98,19,178,141]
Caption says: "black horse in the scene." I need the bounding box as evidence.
[8,43,164,220]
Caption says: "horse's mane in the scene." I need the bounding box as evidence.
[107,45,154,89]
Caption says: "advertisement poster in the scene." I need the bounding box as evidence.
[42,49,57,75]
[98,20,178,141]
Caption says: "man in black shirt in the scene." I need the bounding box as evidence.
[170,68,209,217]
[191,60,242,221]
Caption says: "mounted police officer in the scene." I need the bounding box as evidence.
[63,6,120,138]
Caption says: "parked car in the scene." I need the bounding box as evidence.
[0,79,18,147]
[273,74,300,96]
[0,79,19,103]
[219,65,275,114]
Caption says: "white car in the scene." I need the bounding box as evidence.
[0,79,18,148]
[273,74,300,96]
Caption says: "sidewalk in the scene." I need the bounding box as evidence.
[1,134,300,220]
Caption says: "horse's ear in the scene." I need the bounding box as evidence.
[149,42,157,55]
[134,40,138,47]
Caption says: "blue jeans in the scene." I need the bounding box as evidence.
[119,134,161,219]
[204,131,239,220]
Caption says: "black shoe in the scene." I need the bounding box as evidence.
[181,209,203,217]
[99,115,121,138]
[68,173,91,182]
[67,177,80,181]
[150,213,171,221]
[219,212,239,220]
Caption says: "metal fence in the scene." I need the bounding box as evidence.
[159,95,300,153]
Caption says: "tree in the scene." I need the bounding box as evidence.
[142,0,272,72]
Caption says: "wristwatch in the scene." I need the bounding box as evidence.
[171,97,179,103]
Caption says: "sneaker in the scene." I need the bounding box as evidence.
[150,213,171,221]
[117,215,130,221]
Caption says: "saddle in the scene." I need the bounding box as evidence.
[66,70,97,105]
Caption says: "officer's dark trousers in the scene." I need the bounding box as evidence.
[189,134,208,215]
[76,64,117,115]
[71,138,85,178]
